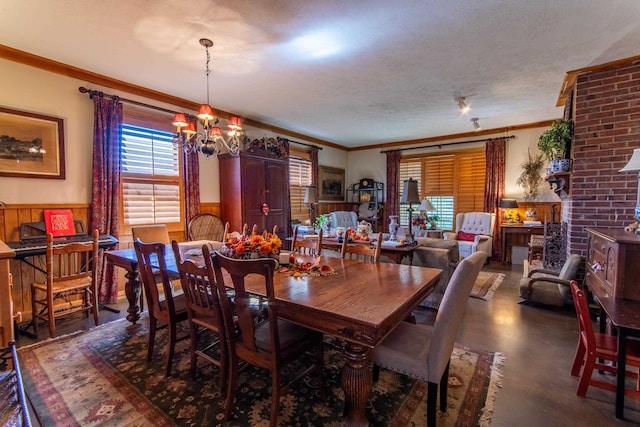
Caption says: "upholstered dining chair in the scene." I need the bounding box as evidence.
[211,252,324,427]
[341,232,382,262]
[370,251,487,427]
[171,241,228,392]
[134,239,189,377]
[518,254,582,307]
[31,229,100,338]
[569,280,640,397]
[187,214,225,241]
[292,226,323,256]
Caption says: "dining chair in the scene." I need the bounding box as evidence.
[569,280,640,397]
[211,252,324,427]
[171,241,229,392]
[187,214,225,241]
[134,239,189,377]
[341,232,382,262]
[292,226,323,256]
[131,224,170,244]
[31,229,100,338]
[370,251,487,426]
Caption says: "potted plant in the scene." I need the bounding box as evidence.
[538,119,573,173]
[516,150,545,200]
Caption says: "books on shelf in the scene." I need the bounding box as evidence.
[523,220,542,227]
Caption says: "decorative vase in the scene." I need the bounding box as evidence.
[635,204,640,222]
[550,158,571,173]
[525,208,537,221]
[389,215,399,241]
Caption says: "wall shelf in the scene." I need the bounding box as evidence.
[347,181,384,231]
[545,172,571,198]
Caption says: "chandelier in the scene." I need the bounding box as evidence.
[172,38,242,157]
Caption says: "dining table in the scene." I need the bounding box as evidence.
[104,247,442,426]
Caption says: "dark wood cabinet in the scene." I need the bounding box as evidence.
[585,227,640,301]
[219,152,291,239]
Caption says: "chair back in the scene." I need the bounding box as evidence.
[132,224,170,244]
[211,253,279,357]
[558,254,583,280]
[427,251,487,382]
[341,232,382,262]
[171,241,224,328]
[47,229,99,289]
[292,227,323,256]
[188,214,225,241]
[134,239,175,319]
[455,212,496,236]
[570,280,596,351]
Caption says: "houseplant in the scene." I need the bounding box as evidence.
[516,150,545,200]
[538,119,573,172]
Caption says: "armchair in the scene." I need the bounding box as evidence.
[443,212,496,259]
[518,254,583,307]
[328,211,358,230]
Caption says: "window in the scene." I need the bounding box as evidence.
[120,123,182,232]
[399,148,486,231]
[289,149,312,224]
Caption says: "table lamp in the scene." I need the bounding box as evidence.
[304,185,318,225]
[499,198,519,223]
[619,148,640,228]
[400,178,421,243]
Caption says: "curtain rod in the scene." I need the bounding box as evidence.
[380,135,516,153]
[78,86,323,150]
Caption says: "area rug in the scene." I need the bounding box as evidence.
[18,318,504,426]
[471,271,505,301]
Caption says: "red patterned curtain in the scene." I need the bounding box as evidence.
[89,94,123,304]
[182,118,200,240]
[310,146,319,187]
[385,150,401,232]
[484,138,507,259]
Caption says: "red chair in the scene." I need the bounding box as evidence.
[570,280,640,397]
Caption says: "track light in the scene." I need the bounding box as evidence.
[457,97,470,114]
[471,117,481,131]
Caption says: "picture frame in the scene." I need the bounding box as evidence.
[0,107,65,179]
[318,165,345,201]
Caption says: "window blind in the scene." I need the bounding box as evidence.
[289,153,312,223]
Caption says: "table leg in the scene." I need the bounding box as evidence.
[616,330,627,419]
[342,342,372,427]
[124,269,141,324]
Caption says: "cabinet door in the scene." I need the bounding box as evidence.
[264,160,289,238]
[241,157,268,232]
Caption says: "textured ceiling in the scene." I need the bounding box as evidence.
[1,0,640,147]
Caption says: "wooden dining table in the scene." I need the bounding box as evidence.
[104,247,441,426]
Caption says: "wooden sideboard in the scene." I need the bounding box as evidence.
[585,227,640,301]
[0,241,15,347]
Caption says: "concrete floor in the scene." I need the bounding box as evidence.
[16,261,640,426]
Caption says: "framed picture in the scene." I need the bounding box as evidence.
[0,107,65,179]
[319,165,345,201]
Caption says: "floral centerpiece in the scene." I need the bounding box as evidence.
[221,233,282,259]
[412,212,440,230]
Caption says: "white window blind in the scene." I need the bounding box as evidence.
[399,160,422,228]
[289,153,312,223]
[121,124,181,226]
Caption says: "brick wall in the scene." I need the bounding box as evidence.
[568,58,640,256]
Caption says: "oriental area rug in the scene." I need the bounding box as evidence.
[18,318,504,426]
[470,271,505,301]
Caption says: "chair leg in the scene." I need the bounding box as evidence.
[576,352,597,396]
[427,381,438,427]
[165,320,177,377]
[571,341,586,377]
[224,357,239,421]
[91,287,99,326]
[372,364,380,382]
[315,339,325,399]
[47,293,56,338]
[270,369,281,427]
[148,317,157,362]
[440,361,449,412]
[189,323,198,380]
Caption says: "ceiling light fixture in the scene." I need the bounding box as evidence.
[471,117,481,131]
[172,38,243,157]
[457,96,470,114]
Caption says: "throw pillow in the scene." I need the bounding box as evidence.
[457,231,478,241]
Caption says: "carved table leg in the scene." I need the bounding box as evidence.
[124,269,141,324]
[342,342,371,427]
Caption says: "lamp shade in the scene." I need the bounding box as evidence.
[400,178,421,204]
[304,185,318,204]
[499,198,519,209]
[620,149,640,172]
[419,198,435,211]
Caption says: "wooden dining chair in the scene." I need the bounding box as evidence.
[292,227,323,256]
[171,241,229,392]
[569,280,640,397]
[31,229,100,338]
[341,232,382,262]
[370,251,487,427]
[132,224,170,244]
[187,214,225,241]
[134,239,189,377]
[211,252,324,427]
